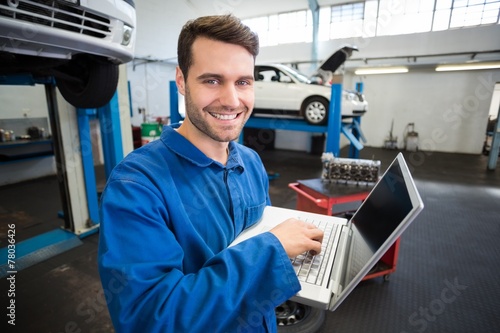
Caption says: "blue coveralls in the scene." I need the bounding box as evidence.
[98,125,300,332]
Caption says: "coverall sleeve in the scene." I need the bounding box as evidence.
[98,179,300,333]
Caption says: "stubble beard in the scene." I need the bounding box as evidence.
[184,87,250,143]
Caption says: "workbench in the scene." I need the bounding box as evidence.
[289,178,400,281]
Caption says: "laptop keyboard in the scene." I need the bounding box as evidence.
[291,219,339,285]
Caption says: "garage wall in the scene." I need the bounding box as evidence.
[127,62,177,126]
[343,69,499,154]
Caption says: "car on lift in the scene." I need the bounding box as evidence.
[0,0,136,108]
[253,46,367,125]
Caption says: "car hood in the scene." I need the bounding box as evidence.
[318,45,358,73]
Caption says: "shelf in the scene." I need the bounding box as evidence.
[0,139,54,164]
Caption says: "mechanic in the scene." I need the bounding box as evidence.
[98,14,323,333]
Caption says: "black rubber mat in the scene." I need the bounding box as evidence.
[1,147,499,332]
[318,179,500,332]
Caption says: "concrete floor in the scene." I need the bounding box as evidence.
[1,147,500,332]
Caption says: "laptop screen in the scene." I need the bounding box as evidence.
[352,155,415,250]
[336,153,423,304]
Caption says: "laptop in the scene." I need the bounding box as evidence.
[230,153,424,311]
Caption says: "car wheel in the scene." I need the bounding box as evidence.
[55,55,119,109]
[302,97,329,125]
[276,301,325,333]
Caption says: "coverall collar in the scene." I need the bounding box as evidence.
[161,124,245,171]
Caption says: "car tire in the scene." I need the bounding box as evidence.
[302,97,329,125]
[55,55,119,109]
[276,301,325,333]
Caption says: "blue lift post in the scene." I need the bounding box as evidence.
[328,84,342,156]
[344,81,367,159]
[76,90,124,228]
[169,81,182,124]
[343,116,365,158]
[96,91,124,179]
[76,91,123,234]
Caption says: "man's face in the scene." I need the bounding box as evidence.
[176,37,255,143]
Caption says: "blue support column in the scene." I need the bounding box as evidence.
[128,80,133,118]
[76,108,100,225]
[355,81,364,93]
[349,81,366,158]
[326,84,342,156]
[346,116,365,158]
[170,81,183,123]
[98,91,123,179]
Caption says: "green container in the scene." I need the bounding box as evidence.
[141,123,162,137]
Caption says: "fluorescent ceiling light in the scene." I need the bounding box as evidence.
[435,62,500,72]
[354,67,409,75]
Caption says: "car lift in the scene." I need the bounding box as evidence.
[0,75,126,278]
[169,81,366,158]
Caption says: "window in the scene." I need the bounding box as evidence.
[434,0,500,30]
[243,10,312,46]
[450,0,500,27]
[376,0,435,36]
[244,16,270,45]
[331,2,365,22]
[243,0,499,46]
[329,2,366,38]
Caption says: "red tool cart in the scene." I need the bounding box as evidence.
[288,178,400,281]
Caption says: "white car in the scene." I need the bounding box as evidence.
[253,47,368,125]
[0,0,136,108]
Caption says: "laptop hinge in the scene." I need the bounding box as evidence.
[331,280,342,297]
[329,286,342,310]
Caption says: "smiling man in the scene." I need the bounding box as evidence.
[175,35,255,162]
[98,15,323,333]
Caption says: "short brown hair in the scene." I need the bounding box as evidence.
[177,14,259,78]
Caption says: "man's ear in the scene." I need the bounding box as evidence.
[176,67,186,95]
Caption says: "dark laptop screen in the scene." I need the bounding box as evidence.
[351,156,414,250]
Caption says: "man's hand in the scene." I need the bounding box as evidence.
[270,218,324,258]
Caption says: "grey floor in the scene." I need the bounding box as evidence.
[1,146,500,332]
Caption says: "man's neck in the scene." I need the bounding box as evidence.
[176,121,229,165]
